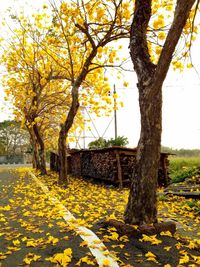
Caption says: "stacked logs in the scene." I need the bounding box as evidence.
[70,147,171,187]
[50,147,171,187]
[119,155,136,183]
[70,152,81,176]
[81,151,117,181]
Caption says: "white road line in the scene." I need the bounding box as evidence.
[29,172,119,267]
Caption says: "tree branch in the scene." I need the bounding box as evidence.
[154,0,197,87]
[129,0,156,87]
[75,22,96,50]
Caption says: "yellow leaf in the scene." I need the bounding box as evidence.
[102,258,110,266]
[119,235,129,242]
[49,253,63,263]
[64,248,72,256]
[186,241,198,249]
[140,234,162,245]
[7,246,20,252]
[0,255,7,260]
[179,254,190,264]
[145,251,156,258]
[77,256,95,265]
[147,257,158,263]
[47,235,59,245]
[33,254,41,261]
[123,81,129,87]
[13,239,20,246]
[164,246,171,251]
[191,254,200,263]
[26,240,37,247]
[93,240,102,244]
[24,257,32,264]
[80,240,88,247]
[1,205,11,211]
[160,231,173,237]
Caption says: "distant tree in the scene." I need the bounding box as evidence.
[1,14,71,174]
[106,136,129,147]
[88,136,128,149]
[88,137,107,149]
[162,146,200,157]
[0,120,29,155]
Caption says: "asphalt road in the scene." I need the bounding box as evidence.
[1,166,200,267]
[0,167,93,267]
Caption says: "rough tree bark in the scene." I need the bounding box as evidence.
[58,124,68,184]
[58,85,79,185]
[32,123,47,175]
[28,127,41,170]
[57,48,98,184]
[32,141,40,169]
[124,0,197,225]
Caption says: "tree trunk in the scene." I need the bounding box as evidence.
[124,0,196,225]
[39,147,47,175]
[124,84,162,224]
[58,85,79,185]
[28,128,41,170]
[32,141,41,170]
[58,125,69,185]
[33,124,47,175]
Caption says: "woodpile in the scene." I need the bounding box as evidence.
[81,150,117,182]
[50,147,171,187]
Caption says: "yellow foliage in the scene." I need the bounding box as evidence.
[76,255,95,266]
[12,240,20,246]
[153,15,165,29]
[179,254,190,264]
[123,81,129,88]
[145,251,158,263]
[1,167,200,267]
[1,0,198,151]
[140,234,162,245]
[160,231,173,237]
[102,258,111,266]
[158,31,166,40]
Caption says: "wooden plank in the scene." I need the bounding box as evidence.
[165,191,200,199]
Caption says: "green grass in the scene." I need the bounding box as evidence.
[169,156,200,183]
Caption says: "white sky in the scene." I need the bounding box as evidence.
[0,0,200,150]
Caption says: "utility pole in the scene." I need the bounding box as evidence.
[113,84,117,139]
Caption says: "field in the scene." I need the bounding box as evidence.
[169,156,200,183]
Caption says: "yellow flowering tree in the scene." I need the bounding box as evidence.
[41,0,131,184]
[0,14,71,174]
[1,2,128,178]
